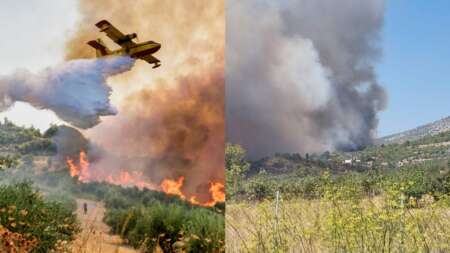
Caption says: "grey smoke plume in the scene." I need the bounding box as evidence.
[51,125,90,159]
[226,0,387,158]
[0,57,135,128]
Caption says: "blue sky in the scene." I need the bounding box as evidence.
[377,0,450,136]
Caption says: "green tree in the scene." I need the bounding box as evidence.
[225,143,250,198]
[43,124,59,138]
[0,155,18,170]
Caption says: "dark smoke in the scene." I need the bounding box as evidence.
[51,125,90,160]
[226,0,387,158]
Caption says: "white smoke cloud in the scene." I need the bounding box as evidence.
[226,0,387,158]
[0,57,135,129]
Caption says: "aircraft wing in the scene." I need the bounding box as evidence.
[95,20,136,48]
[141,54,161,69]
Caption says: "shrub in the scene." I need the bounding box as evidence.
[16,139,57,155]
[227,187,450,253]
[104,203,225,253]
[245,176,276,201]
[0,182,79,252]
[0,155,19,170]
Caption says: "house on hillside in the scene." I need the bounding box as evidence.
[343,159,352,165]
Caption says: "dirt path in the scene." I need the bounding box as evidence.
[70,199,139,253]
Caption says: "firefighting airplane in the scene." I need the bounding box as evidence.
[87,20,161,68]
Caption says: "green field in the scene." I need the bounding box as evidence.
[226,132,450,252]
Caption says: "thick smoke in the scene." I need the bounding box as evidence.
[65,0,224,201]
[226,0,387,158]
[52,125,90,160]
[0,57,134,128]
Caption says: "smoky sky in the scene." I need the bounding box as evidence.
[226,0,387,158]
[65,0,225,202]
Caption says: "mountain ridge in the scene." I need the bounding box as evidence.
[377,116,450,145]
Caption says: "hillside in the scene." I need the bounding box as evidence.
[227,123,450,253]
[0,121,225,252]
[227,126,450,202]
[247,129,450,178]
[243,116,450,179]
[227,137,450,253]
[378,116,450,145]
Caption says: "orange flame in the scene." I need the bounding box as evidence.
[78,150,90,181]
[66,150,225,207]
[66,158,78,177]
[66,151,158,190]
[66,150,90,181]
[160,176,186,200]
[209,182,225,203]
[105,171,158,190]
[202,182,225,207]
[160,177,225,207]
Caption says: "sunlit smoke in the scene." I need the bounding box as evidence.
[64,0,225,201]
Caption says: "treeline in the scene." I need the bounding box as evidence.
[239,161,450,203]
[227,142,450,252]
[227,143,450,204]
[0,118,57,155]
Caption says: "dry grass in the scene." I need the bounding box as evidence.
[226,197,450,253]
[70,199,139,253]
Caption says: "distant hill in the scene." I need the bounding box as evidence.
[377,116,450,145]
[247,127,450,179]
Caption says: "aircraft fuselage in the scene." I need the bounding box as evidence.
[88,19,161,68]
[110,41,161,58]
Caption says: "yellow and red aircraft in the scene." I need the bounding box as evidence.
[88,20,161,68]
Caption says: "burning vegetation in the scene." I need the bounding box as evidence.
[67,150,225,206]
[161,177,225,207]
[1,0,225,251]
[60,0,225,203]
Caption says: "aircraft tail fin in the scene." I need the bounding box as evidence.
[87,39,111,57]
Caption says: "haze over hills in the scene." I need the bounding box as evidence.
[377,116,450,145]
[240,115,450,178]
